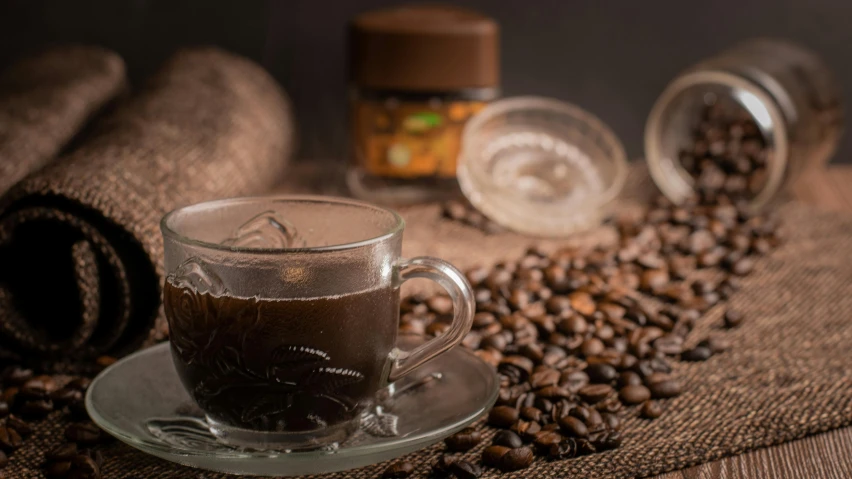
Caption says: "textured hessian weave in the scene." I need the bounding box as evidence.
[3,194,852,478]
[0,47,294,362]
[0,45,126,196]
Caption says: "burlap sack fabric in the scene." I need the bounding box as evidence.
[0,45,126,196]
[1,193,852,478]
[0,46,850,477]
[0,47,294,362]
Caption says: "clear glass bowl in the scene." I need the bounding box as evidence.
[457,96,627,237]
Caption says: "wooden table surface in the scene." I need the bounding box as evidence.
[655,165,852,478]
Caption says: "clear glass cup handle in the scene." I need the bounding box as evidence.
[389,256,475,382]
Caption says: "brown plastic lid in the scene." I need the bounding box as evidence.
[350,5,499,91]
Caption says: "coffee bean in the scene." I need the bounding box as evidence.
[511,419,541,441]
[640,269,669,291]
[578,384,613,403]
[433,455,455,474]
[44,461,72,478]
[682,346,712,362]
[488,406,519,428]
[71,454,99,475]
[646,375,682,399]
[0,427,22,452]
[20,399,54,418]
[619,385,651,405]
[450,460,482,479]
[6,416,31,437]
[568,292,595,316]
[444,427,481,451]
[533,430,562,452]
[520,406,543,423]
[382,461,414,478]
[602,412,621,430]
[0,450,6,468]
[66,378,92,392]
[641,400,664,419]
[529,369,560,389]
[699,336,732,354]
[558,416,589,438]
[492,430,524,449]
[730,257,754,276]
[47,443,79,462]
[585,364,617,384]
[65,422,102,445]
[592,430,623,450]
[498,446,534,472]
[0,402,8,420]
[581,338,605,357]
[482,445,511,467]
[724,309,744,328]
[51,388,84,407]
[2,367,33,386]
[618,371,643,388]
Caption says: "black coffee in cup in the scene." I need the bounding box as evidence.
[164,280,399,432]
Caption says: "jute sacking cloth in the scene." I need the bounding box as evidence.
[3,190,852,478]
[0,45,126,195]
[0,47,294,362]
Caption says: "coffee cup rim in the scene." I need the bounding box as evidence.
[160,195,405,254]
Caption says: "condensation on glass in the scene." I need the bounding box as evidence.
[645,38,844,209]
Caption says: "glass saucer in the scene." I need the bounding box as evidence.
[86,335,499,476]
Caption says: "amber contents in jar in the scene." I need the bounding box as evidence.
[347,5,500,204]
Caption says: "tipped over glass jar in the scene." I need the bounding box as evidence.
[645,38,844,210]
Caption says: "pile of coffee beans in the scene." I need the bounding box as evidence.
[680,102,769,203]
[395,108,781,476]
[0,359,112,478]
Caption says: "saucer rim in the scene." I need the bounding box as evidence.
[86,340,498,467]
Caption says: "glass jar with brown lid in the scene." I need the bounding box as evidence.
[347,5,500,205]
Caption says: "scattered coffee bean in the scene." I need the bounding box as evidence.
[511,420,541,441]
[382,461,414,478]
[432,455,455,474]
[51,388,84,407]
[19,398,54,418]
[0,402,8,419]
[578,384,613,403]
[6,416,32,437]
[44,461,72,478]
[2,367,33,386]
[66,378,92,392]
[558,416,589,438]
[445,427,481,451]
[499,446,534,472]
[619,385,652,405]
[488,406,519,428]
[492,430,523,449]
[0,450,6,468]
[641,400,664,419]
[681,346,712,362]
[585,364,618,384]
[646,376,682,399]
[450,460,482,479]
[65,422,102,445]
[533,430,562,452]
[47,443,79,462]
[71,454,99,475]
[724,309,744,328]
[482,445,511,467]
[0,427,22,452]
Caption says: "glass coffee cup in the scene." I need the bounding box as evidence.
[160,196,475,450]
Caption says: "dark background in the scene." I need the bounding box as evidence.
[1,0,849,163]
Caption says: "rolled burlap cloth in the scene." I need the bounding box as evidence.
[0,47,294,362]
[0,45,126,195]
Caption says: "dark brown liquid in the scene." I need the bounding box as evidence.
[163,281,399,432]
